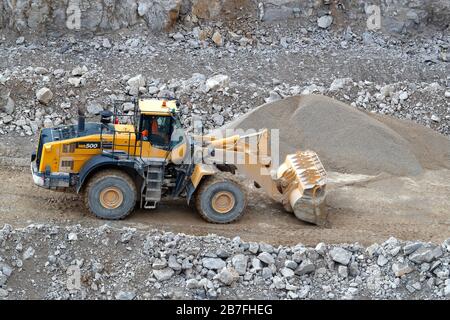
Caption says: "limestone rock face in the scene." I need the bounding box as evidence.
[0,0,448,34]
[0,0,182,32]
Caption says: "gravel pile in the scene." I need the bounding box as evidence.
[0,223,449,300]
[222,94,450,176]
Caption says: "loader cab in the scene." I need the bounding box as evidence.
[139,115,172,148]
[137,99,185,152]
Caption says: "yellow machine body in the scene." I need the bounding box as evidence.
[32,98,328,225]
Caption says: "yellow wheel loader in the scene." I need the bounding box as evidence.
[31,98,327,224]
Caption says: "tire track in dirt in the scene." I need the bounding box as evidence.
[0,165,449,246]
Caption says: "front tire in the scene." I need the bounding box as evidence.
[84,169,137,220]
[195,172,247,224]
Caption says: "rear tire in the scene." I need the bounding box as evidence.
[84,169,137,220]
[195,172,247,224]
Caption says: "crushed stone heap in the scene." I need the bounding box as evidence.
[223,95,450,176]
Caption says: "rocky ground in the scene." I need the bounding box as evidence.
[0,223,449,300]
[0,18,449,137]
[0,0,449,300]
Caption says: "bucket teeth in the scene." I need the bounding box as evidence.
[281,151,328,225]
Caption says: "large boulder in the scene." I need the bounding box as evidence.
[36,87,53,105]
[0,86,15,115]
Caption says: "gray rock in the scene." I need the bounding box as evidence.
[212,114,224,126]
[152,258,167,270]
[431,115,441,123]
[292,249,307,263]
[409,246,443,263]
[403,242,423,255]
[231,254,248,275]
[153,268,174,281]
[2,115,13,124]
[67,232,78,241]
[259,243,274,253]
[148,86,159,95]
[262,267,272,279]
[53,69,65,78]
[216,249,230,259]
[172,32,185,41]
[280,267,295,278]
[284,260,298,270]
[127,74,146,95]
[34,67,48,76]
[1,264,12,277]
[366,243,380,257]
[72,66,88,77]
[298,286,310,299]
[102,38,112,49]
[202,257,226,270]
[329,78,352,91]
[0,288,8,298]
[36,88,53,105]
[186,278,199,289]
[399,91,409,101]
[251,258,262,270]
[380,84,395,98]
[392,263,413,277]
[377,255,389,267]
[338,266,348,278]
[16,37,25,45]
[315,242,326,255]
[1,97,14,115]
[264,91,281,104]
[168,255,181,271]
[115,291,136,300]
[318,15,333,29]
[248,243,259,254]
[68,77,83,87]
[23,246,35,260]
[206,75,229,91]
[257,252,275,265]
[273,276,285,289]
[216,267,239,285]
[329,247,352,265]
[0,272,7,286]
[349,262,359,276]
[444,285,450,297]
[92,262,103,274]
[295,259,315,275]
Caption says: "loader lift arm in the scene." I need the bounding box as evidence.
[201,129,328,225]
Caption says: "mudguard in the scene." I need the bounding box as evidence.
[76,155,137,193]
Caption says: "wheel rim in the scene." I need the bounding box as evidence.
[211,191,235,214]
[99,186,124,209]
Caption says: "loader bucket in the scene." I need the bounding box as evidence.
[290,185,328,225]
[277,151,328,225]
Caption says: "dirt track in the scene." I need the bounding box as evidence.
[1,166,449,246]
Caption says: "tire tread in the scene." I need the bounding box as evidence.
[84,169,137,220]
[194,172,248,224]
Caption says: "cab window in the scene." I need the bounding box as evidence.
[170,117,185,148]
[140,115,172,147]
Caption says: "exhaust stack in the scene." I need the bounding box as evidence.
[78,108,85,133]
